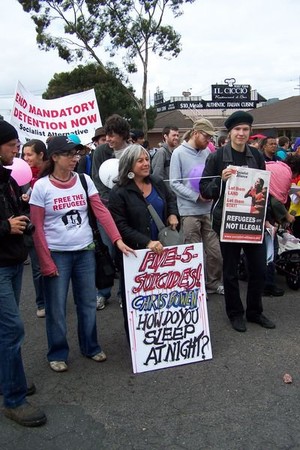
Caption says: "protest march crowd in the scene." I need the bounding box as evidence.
[1,109,300,427]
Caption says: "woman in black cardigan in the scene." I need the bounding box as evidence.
[108,144,179,339]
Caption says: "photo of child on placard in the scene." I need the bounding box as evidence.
[220,166,270,243]
[244,177,267,217]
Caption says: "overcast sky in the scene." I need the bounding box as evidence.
[1,0,300,120]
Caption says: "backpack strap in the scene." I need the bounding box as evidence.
[78,173,97,232]
[78,172,88,193]
[85,154,92,176]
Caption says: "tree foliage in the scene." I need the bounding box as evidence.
[43,63,156,130]
[18,0,196,134]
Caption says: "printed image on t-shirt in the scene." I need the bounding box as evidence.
[61,209,83,230]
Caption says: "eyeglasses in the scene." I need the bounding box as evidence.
[199,131,213,141]
[60,149,86,158]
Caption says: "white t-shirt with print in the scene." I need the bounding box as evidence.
[30,174,97,251]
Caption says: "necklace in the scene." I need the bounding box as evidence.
[136,181,145,194]
[136,180,150,196]
[50,173,72,182]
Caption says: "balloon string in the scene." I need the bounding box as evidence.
[163,175,222,182]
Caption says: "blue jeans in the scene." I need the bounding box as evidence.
[29,245,45,310]
[265,234,279,288]
[44,250,101,362]
[0,264,27,408]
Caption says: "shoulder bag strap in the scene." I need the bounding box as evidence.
[147,203,165,231]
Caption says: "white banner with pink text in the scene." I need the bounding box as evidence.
[10,81,102,145]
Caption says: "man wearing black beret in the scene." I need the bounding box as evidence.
[223,110,253,131]
[200,111,275,332]
[0,121,46,426]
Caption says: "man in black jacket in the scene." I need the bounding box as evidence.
[91,115,130,310]
[200,111,275,332]
[92,115,130,200]
[0,121,46,426]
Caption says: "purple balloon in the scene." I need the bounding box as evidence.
[189,164,205,192]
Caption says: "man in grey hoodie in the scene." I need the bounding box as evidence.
[169,118,223,295]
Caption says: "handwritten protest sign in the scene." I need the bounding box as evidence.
[123,244,212,373]
[10,81,102,144]
[220,166,270,243]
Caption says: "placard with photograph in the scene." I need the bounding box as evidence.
[220,166,270,243]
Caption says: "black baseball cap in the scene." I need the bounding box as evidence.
[47,136,84,156]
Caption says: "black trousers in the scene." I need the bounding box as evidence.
[220,241,266,320]
[291,216,300,239]
[119,268,130,343]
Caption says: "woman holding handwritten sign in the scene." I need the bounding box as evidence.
[108,144,179,339]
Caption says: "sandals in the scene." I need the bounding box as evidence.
[49,352,106,371]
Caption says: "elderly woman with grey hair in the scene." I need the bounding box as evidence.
[108,144,179,339]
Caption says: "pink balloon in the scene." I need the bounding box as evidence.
[5,158,32,186]
[189,164,205,192]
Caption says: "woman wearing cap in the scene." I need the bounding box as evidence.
[29,136,135,372]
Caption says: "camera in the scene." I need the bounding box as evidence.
[23,220,35,235]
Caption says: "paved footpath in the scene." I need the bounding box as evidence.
[1,264,300,450]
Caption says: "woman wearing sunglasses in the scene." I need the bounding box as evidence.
[30,136,134,372]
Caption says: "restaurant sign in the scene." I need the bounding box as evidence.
[156,100,256,113]
[211,78,251,101]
